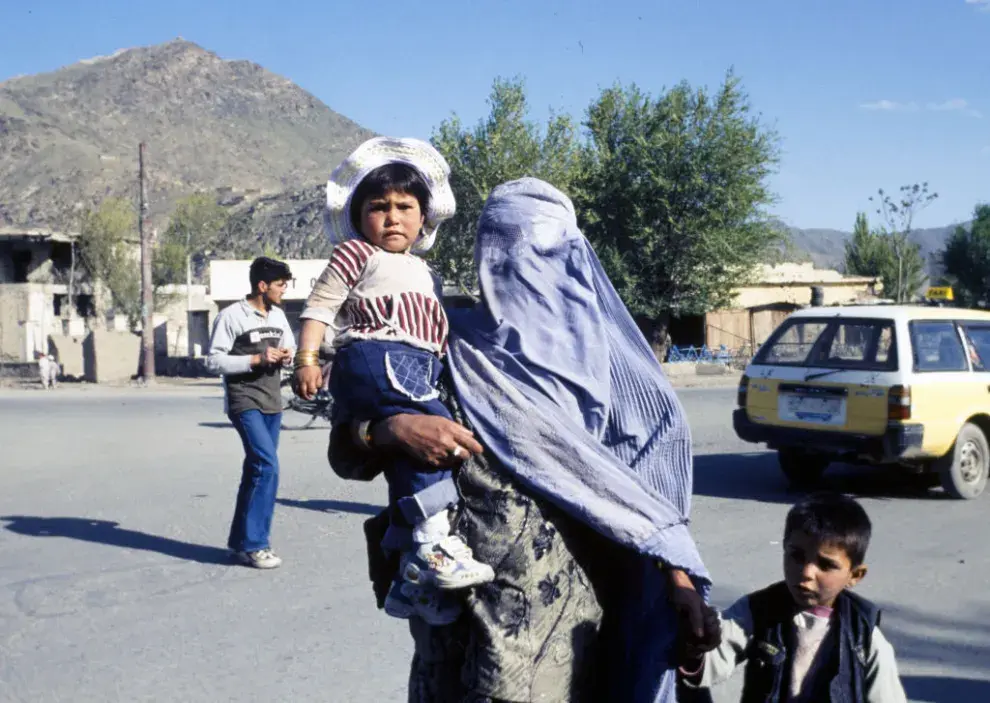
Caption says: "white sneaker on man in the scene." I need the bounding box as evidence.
[233,548,282,569]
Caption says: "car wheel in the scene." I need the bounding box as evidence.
[778,449,829,490]
[937,423,989,500]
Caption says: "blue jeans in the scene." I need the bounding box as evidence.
[331,341,455,529]
[227,409,281,552]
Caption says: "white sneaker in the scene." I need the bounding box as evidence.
[233,548,282,569]
[383,581,462,626]
[402,535,495,591]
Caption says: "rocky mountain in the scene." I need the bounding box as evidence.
[212,183,330,259]
[0,39,374,228]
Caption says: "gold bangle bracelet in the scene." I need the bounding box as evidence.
[293,350,320,369]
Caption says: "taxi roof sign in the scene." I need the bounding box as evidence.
[926,286,955,301]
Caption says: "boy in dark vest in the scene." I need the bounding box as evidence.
[679,492,907,702]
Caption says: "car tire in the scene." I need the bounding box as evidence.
[937,423,989,500]
[778,449,829,490]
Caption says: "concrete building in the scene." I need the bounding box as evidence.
[670,262,879,352]
[0,226,216,379]
[0,227,92,363]
[153,284,216,359]
[670,263,877,350]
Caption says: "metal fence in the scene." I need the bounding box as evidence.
[665,344,754,366]
[664,323,759,368]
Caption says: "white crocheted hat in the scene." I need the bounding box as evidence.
[324,137,456,254]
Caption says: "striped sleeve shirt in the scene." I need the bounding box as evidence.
[300,239,449,355]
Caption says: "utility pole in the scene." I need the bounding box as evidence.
[138,142,155,382]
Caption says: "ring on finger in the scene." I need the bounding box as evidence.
[448,445,464,459]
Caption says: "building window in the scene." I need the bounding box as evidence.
[75,295,95,318]
[12,250,32,282]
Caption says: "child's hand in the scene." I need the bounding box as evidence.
[682,604,721,659]
[279,348,293,366]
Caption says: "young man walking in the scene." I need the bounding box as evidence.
[207,257,295,569]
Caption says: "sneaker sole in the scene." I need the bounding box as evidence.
[389,600,460,626]
[432,564,496,591]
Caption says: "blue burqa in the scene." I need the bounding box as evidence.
[446,178,710,701]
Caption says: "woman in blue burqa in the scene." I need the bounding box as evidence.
[327,178,716,702]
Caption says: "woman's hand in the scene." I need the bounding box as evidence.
[295,365,323,400]
[372,414,484,467]
[668,568,721,654]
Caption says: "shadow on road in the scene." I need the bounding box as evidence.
[880,601,990,680]
[693,452,945,504]
[277,498,382,516]
[0,515,232,564]
[902,676,990,701]
[199,421,234,429]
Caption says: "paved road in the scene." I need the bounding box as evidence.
[0,384,987,702]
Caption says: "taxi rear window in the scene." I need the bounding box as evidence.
[755,318,898,371]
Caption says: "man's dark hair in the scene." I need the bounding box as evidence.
[784,492,872,567]
[349,162,431,233]
[249,256,293,291]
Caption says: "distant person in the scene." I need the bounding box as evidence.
[36,352,60,389]
[294,137,493,623]
[679,492,907,702]
[206,257,295,569]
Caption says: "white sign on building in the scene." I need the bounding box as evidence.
[208,259,329,303]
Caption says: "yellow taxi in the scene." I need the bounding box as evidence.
[734,304,990,498]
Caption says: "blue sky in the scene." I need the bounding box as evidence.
[1,0,987,231]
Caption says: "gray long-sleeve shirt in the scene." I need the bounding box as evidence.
[206,300,295,415]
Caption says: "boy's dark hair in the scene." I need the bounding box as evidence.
[784,492,872,567]
[249,256,293,291]
[349,162,431,233]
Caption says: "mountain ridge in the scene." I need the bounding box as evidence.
[0,38,375,228]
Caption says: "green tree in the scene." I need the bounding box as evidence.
[78,198,141,325]
[845,212,887,276]
[579,72,783,354]
[843,210,925,301]
[873,230,925,302]
[154,193,228,286]
[867,183,937,302]
[942,204,990,306]
[430,77,585,291]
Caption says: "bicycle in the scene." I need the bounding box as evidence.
[279,367,334,430]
